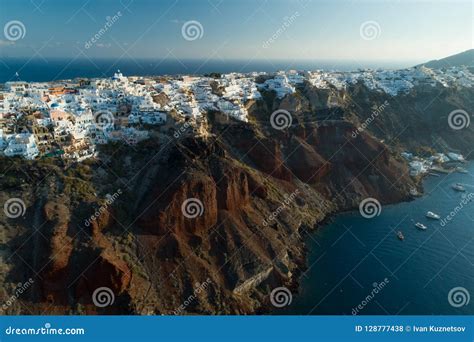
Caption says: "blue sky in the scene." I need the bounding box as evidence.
[0,0,472,64]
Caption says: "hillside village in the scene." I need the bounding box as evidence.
[0,65,472,163]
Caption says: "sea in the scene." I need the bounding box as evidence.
[282,161,474,315]
[0,58,415,83]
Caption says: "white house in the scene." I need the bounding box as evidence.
[3,133,39,159]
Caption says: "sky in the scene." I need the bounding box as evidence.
[0,0,472,65]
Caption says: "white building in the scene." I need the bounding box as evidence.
[3,133,39,159]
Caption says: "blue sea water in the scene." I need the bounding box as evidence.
[284,162,474,315]
[0,58,411,83]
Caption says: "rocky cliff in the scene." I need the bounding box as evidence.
[1,82,472,315]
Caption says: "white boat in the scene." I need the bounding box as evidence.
[452,183,466,192]
[426,211,440,220]
[415,222,427,230]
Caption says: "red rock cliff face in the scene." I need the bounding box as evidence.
[39,200,74,305]
[139,172,219,236]
[1,90,417,315]
[105,111,413,314]
[285,136,330,183]
[131,142,304,313]
[314,122,410,205]
[19,194,133,314]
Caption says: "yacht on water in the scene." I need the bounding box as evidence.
[426,211,441,220]
[452,183,466,192]
[396,231,405,240]
[415,222,427,230]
